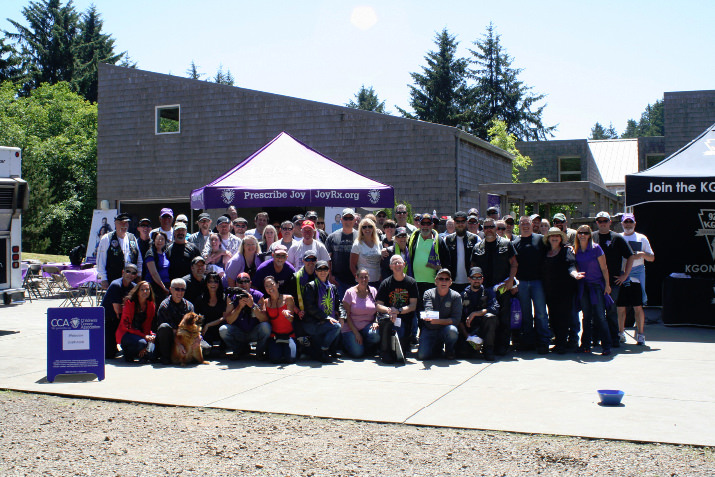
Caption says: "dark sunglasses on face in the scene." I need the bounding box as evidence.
[623,220,634,224]
[343,216,354,221]
[238,278,251,284]
[124,269,137,274]
[362,225,374,230]
[470,275,483,280]
[395,211,407,215]
[577,231,590,235]
[420,222,432,226]
[316,222,324,225]
[436,277,451,282]
[596,219,609,224]
[234,223,247,228]
[384,224,395,228]
[396,234,407,238]
[304,257,317,262]
[497,227,506,231]
[172,287,186,292]
[553,219,565,224]
[483,225,495,229]
[454,219,466,224]
[316,267,329,272]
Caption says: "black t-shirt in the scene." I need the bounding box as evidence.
[325,229,357,283]
[182,273,205,305]
[376,275,419,320]
[512,233,545,281]
[101,278,135,322]
[165,242,200,280]
[596,232,634,280]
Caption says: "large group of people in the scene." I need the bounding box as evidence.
[99,204,654,365]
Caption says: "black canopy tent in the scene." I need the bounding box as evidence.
[625,123,715,323]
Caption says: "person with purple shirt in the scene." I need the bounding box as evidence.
[573,224,612,356]
[252,245,296,295]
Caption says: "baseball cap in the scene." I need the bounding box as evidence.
[454,211,468,219]
[552,213,567,222]
[315,260,329,270]
[596,211,611,219]
[486,207,499,215]
[436,268,452,278]
[621,212,635,222]
[272,244,288,255]
[306,211,318,220]
[174,222,187,231]
[376,210,387,217]
[292,214,305,224]
[115,213,130,222]
[301,220,316,230]
[138,218,151,226]
[175,214,188,223]
[530,213,541,221]
[192,256,206,264]
[395,227,408,237]
[160,208,174,218]
[419,213,433,223]
[342,208,356,218]
[197,212,211,222]
[469,267,483,277]
[303,249,318,260]
[216,216,230,225]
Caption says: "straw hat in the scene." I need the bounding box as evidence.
[543,227,567,245]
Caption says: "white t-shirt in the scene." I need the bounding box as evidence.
[351,240,382,283]
[622,232,652,281]
[287,239,330,269]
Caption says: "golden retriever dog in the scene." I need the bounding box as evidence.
[171,312,205,365]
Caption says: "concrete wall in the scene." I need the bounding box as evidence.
[97,65,511,216]
[516,139,604,187]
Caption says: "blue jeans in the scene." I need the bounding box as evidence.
[341,325,380,358]
[303,320,341,351]
[120,333,152,361]
[417,325,459,360]
[605,283,621,346]
[219,321,271,355]
[580,282,611,351]
[517,280,549,347]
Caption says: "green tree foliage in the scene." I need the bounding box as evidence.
[620,99,664,138]
[590,121,618,139]
[397,28,472,127]
[4,0,127,101]
[0,81,97,253]
[469,23,555,141]
[346,85,388,114]
[214,64,234,85]
[488,119,537,183]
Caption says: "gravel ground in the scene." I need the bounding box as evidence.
[1,390,713,476]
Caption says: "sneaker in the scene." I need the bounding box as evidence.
[619,332,626,343]
[636,334,646,346]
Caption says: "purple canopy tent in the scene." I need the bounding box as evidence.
[191,132,394,209]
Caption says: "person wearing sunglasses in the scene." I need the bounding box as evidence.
[220,272,270,360]
[287,250,319,340]
[350,218,383,289]
[616,213,654,346]
[273,220,298,252]
[252,245,296,296]
[592,211,635,349]
[302,260,341,363]
[458,267,499,361]
[287,220,330,270]
[418,269,462,360]
[552,213,577,246]
[155,277,196,364]
[470,217,517,357]
[97,212,142,290]
[101,264,139,359]
[512,215,549,354]
[445,211,481,293]
[394,203,417,234]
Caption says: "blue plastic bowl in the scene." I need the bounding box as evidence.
[597,389,625,405]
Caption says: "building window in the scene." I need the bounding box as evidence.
[645,154,665,169]
[156,105,180,134]
[559,156,581,182]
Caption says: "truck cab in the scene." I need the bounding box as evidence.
[0,146,29,304]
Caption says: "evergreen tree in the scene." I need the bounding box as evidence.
[620,99,664,138]
[5,0,80,96]
[590,121,618,139]
[346,85,387,113]
[397,28,472,128]
[214,64,234,85]
[186,60,203,80]
[0,38,22,82]
[73,5,125,102]
[469,23,555,141]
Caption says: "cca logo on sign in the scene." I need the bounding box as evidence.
[50,318,80,328]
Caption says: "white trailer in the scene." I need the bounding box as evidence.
[0,146,29,304]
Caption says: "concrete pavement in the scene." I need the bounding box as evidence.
[1,298,714,446]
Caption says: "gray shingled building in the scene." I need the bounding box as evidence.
[97,64,512,223]
[516,90,715,189]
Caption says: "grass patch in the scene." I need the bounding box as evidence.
[22,252,69,263]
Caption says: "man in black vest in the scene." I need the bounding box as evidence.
[445,211,480,293]
[97,213,142,290]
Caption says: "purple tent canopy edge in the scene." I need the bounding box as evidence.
[191,132,394,209]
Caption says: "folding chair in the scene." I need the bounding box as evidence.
[41,266,63,297]
[57,272,84,307]
[22,264,44,301]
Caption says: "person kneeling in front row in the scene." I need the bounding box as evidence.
[458,267,499,361]
[302,260,341,363]
[418,269,462,360]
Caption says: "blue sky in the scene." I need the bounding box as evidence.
[3,0,714,140]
